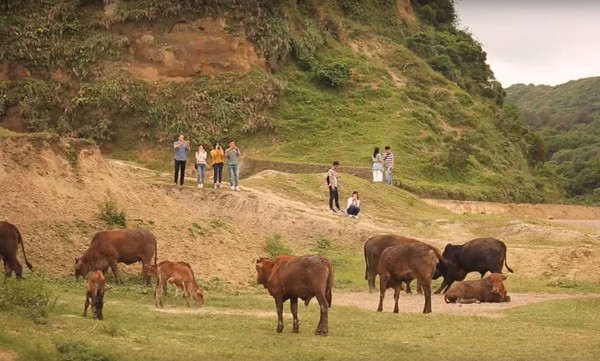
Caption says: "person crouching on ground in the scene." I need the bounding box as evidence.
[346,191,361,219]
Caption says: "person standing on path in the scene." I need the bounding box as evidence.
[173,134,190,186]
[382,146,394,186]
[195,144,208,188]
[372,147,383,182]
[226,141,242,191]
[210,142,225,189]
[327,161,342,213]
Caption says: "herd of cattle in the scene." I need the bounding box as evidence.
[0,220,514,336]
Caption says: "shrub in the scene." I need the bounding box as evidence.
[314,62,351,88]
[264,234,292,258]
[312,238,332,256]
[98,197,127,228]
[0,273,57,324]
[55,341,114,361]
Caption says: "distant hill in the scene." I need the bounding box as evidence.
[0,0,562,203]
[506,77,600,204]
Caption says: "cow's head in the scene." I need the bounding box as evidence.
[73,257,89,280]
[433,244,461,279]
[193,287,204,306]
[255,257,275,287]
[143,264,158,277]
[489,273,508,295]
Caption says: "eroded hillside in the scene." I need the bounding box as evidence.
[1,135,599,285]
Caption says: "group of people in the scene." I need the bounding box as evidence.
[173,134,242,191]
[326,145,395,220]
[372,146,394,185]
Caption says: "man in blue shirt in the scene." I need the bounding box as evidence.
[173,134,190,186]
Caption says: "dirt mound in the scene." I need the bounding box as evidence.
[115,18,265,82]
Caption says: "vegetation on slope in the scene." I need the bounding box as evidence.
[0,0,560,202]
[506,77,600,204]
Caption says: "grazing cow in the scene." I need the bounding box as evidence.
[433,237,514,294]
[256,255,334,335]
[377,241,445,314]
[74,229,157,285]
[364,234,421,294]
[154,261,204,308]
[145,261,194,297]
[444,273,511,304]
[83,270,106,320]
[0,221,33,280]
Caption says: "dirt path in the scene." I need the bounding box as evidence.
[150,291,598,319]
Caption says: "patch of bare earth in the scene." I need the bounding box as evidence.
[0,350,17,361]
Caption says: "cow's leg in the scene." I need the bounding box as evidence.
[3,260,11,282]
[90,289,98,319]
[416,279,423,294]
[183,284,191,308]
[434,278,452,294]
[314,293,329,336]
[290,297,299,333]
[83,291,91,317]
[367,269,377,293]
[275,297,284,333]
[109,261,121,285]
[155,280,165,307]
[13,261,23,279]
[141,262,151,286]
[393,286,401,313]
[377,276,386,312]
[420,279,433,314]
[404,281,413,294]
[97,290,104,320]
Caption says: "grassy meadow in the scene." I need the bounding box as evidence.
[1,270,600,361]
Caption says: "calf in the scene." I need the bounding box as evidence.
[444,273,511,304]
[377,241,445,314]
[83,270,106,320]
[154,261,204,308]
[256,255,334,336]
[0,221,33,280]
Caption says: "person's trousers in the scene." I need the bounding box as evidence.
[213,163,223,184]
[229,164,239,187]
[197,164,206,185]
[347,206,360,216]
[329,187,340,210]
[174,160,186,185]
[385,168,394,185]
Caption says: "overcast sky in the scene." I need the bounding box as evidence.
[454,1,600,87]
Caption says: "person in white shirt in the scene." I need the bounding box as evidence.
[346,191,361,219]
[195,144,208,188]
[372,147,383,182]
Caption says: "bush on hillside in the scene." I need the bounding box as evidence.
[314,62,351,88]
[264,234,292,258]
[0,274,57,324]
[98,197,127,228]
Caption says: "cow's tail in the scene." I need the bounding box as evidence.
[503,244,514,273]
[16,227,33,270]
[430,245,447,266]
[326,264,334,308]
[363,242,369,281]
[154,236,158,266]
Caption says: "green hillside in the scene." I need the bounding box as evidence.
[506,78,600,204]
[0,0,561,202]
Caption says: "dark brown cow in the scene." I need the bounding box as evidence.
[0,221,33,280]
[154,261,204,308]
[74,229,157,285]
[256,255,334,336]
[377,241,445,314]
[83,270,106,320]
[364,234,421,293]
[444,273,511,304]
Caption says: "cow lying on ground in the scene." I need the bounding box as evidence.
[83,270,106,320]
[364,234,421,294]
[74,229,157,285]
[0,221,33,280]
[433,237,514,294]
[377,241,445,314]
[444,273,511,304]
[256,255,334,335]
[152,261,204,308]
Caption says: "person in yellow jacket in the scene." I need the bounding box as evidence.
[210,142,225,189]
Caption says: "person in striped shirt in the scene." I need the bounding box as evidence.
[382,146,394,186]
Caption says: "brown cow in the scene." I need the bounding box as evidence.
[74,229,157,285]
[364,234,421,293]
[377,241,445,314]
[0,221,33,280]
[144,261,194,297]
[256,255,334,336]
[154,260,204,308]
[444,273,511,304]
[83,270,106,320]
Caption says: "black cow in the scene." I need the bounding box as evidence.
[433,237,513,294]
